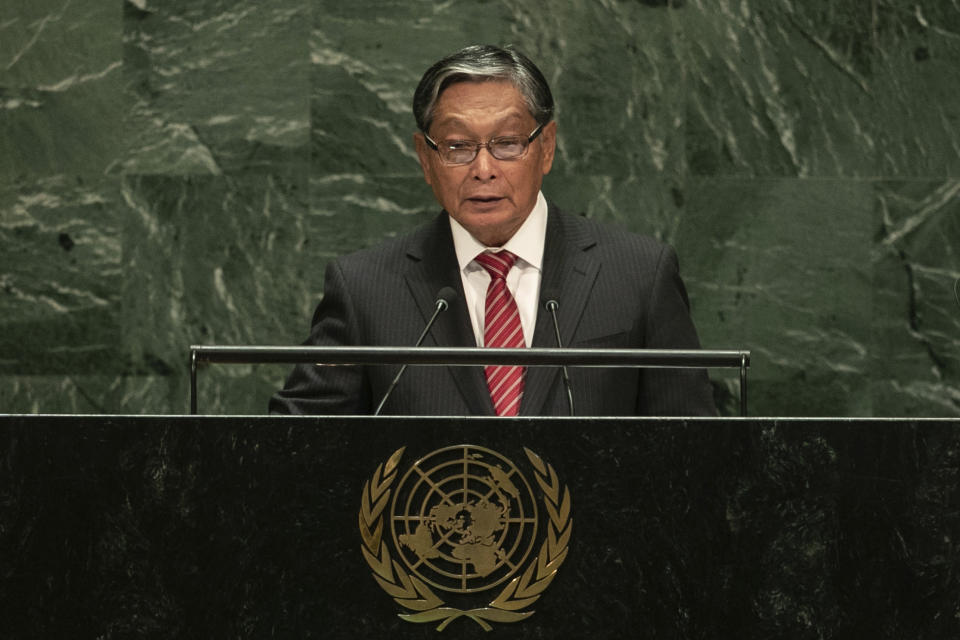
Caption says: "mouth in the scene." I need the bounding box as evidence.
[466,195,505,205]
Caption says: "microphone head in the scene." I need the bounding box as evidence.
[436,286,458,311]
[543,296,559,311]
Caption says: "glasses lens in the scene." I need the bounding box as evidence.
[490,137,527,160]
[442,141,477,164]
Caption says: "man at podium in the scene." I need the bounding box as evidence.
[270,45,716,417]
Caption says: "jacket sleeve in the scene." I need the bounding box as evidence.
[267,259,372,415]
[636,244,718,417]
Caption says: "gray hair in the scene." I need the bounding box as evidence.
[413,44,554,134]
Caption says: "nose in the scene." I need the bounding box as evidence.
[470,146,498,181]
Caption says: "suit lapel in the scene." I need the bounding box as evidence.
[521,206,599,416]
[403,213,495,416]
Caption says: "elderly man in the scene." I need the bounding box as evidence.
[270,44,716,416]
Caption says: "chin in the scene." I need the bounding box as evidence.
[465,219,519,246]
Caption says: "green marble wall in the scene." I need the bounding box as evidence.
[2,0,958,416]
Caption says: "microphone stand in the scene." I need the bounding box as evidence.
[374,289,456,416]
[545,299,574,416]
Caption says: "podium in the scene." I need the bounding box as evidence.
[2,414,958,638]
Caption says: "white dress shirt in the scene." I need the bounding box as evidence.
[449,191,548,347]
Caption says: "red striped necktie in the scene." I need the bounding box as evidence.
[474,250,525,416]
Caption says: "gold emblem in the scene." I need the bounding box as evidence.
[358,445,572,631]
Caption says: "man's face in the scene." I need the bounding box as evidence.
[414,81,556,247]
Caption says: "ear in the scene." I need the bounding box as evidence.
[538,120,557,176]
[413,132,434,186]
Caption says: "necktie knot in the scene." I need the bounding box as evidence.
[474,250,518,281]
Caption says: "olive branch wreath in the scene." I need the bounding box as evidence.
[358,446,572,631]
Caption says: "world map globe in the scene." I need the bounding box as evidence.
[390,445,539,593]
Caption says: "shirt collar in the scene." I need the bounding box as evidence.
[449,191,548,271]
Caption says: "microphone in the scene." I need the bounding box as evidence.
[544,296,575,416]
[374,287,458,416]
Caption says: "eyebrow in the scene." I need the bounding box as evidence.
[431,112,527,134]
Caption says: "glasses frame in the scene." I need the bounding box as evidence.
[423,124,545,165]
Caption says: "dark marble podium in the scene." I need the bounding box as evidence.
[2,415,958,639]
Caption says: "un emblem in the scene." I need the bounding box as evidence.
[359,445,572,631]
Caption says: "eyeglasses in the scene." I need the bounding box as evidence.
[423,124,545,165]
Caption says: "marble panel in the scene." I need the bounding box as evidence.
[118,172,309,397]
[0,175,122,375]
[194,363,299,415]
[2,369,284,415]
[310,60,419,177]
[681,0,960,178]
[872,180,960,415]
[681,0,878,177]
[676,178,874,416]
[0,0,121,87]
[308,174,436,257]
[0,375,119,414]
[120,0,310,175]
[871,1,960,177]
[0,81,126,181]
[542,174,687,240]
[0,1,124,180]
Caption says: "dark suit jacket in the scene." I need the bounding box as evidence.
[269,204,716,416]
